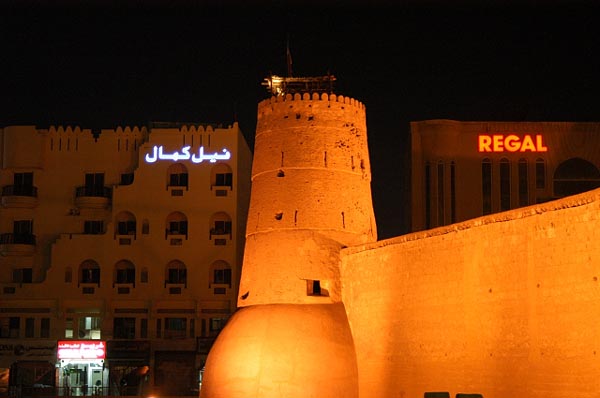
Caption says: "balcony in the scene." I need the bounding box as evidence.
[75,186,112,209]
[0,233,36,256]
[1,185,38,208]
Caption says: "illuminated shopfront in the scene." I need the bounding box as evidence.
[57,341,106,396]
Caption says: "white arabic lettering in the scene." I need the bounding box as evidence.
[145,145,232,164]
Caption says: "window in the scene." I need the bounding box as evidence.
[156,319,161,338]
[168,221,188,235]
[482,159,492,215]
[500,158,511,211]
[118,221,136,235]
[13,220,33,241]
[450,162,456,224]
[437,162,444,226]
[120,173,134,185]
[425,162,431,229]
[215,173,233,187]
[535,158,546,189]
[213,268,231,287]
[84,173,105,196]
[13,172,34,196]
[0,317,20,338]
[84,221,104,234]
[114,317,136,339]
[115,260,135,285]
[169,173,188,187]
[78,316,101,339]
[25,318,34,338]
[164,318,187,339]
[166,261,187,285]
[40,318,50,338]
[553,157,600,197]
[209,318,226,334]
[518,159,528,207]
[140,318,148,339]
[80,260,100,285]
[13,268,32,283]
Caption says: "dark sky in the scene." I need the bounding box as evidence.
[2,1,600,239]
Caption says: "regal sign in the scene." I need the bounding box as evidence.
[478,134,548,153]
[57,340,106,360]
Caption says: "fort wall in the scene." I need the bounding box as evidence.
[342,188,600,398]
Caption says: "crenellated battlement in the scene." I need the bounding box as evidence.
[258,92,365,111]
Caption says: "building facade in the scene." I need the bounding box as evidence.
[0,122,252,396]
[411,120,600,231]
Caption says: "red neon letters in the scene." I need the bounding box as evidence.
[57,340,106,360]
[478,134,548,153]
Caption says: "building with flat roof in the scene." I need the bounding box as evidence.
[0,122,252,396]
[411,120,600,232]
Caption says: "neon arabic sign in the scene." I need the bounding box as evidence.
[145,145,231,163]
[478,134,548,153]
[57,340,106,360]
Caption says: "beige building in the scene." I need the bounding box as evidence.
[0,122,252,396]
[411,119,600,231]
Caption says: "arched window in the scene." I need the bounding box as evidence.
[165,212,188,239]
[481,158,492,215]
[79,260,100,286]
[167,163,188,188]
[437,161,444,226]
[165,260,187,286]
[535,158,546,189]
[115,211,136,237]
[209,212,232,239]
[114,259,135,286]
[209,260,232,288]
[554,157,600,197]
[518,158,528,207]
[500,158,511,211]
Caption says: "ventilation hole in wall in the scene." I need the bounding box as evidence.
[488,288,492,293]
[594,276,598,282]
[240,291,249,300]
[294,210,298,226]
[341,212,345,229]
[284,115,289,119]
[277,170,285,177]
[537,283,540,288]
[308,115,314,121]
[295,113,301,119]
[275,212,283,220]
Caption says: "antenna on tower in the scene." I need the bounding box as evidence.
[286,35,293,77]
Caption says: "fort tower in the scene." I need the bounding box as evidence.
[200,75,376,398]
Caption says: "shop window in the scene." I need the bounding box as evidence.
[482,158,492,215]
[0,317,20,338]
[114,317,136,339]
[500,158,511,211]
[78,316,101,339]
[518,158,528,207]
[25,318,34,338]
[40,318,50,338]
[84,220,104,234]
[65,318,74,338]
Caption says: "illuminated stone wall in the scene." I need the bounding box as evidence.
[342,188,600,398]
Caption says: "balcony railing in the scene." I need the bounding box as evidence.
[2,185,38,197]
[0,233,36,245]
[75,186,112,198]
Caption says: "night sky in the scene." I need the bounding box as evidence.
[2,1,600,239]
